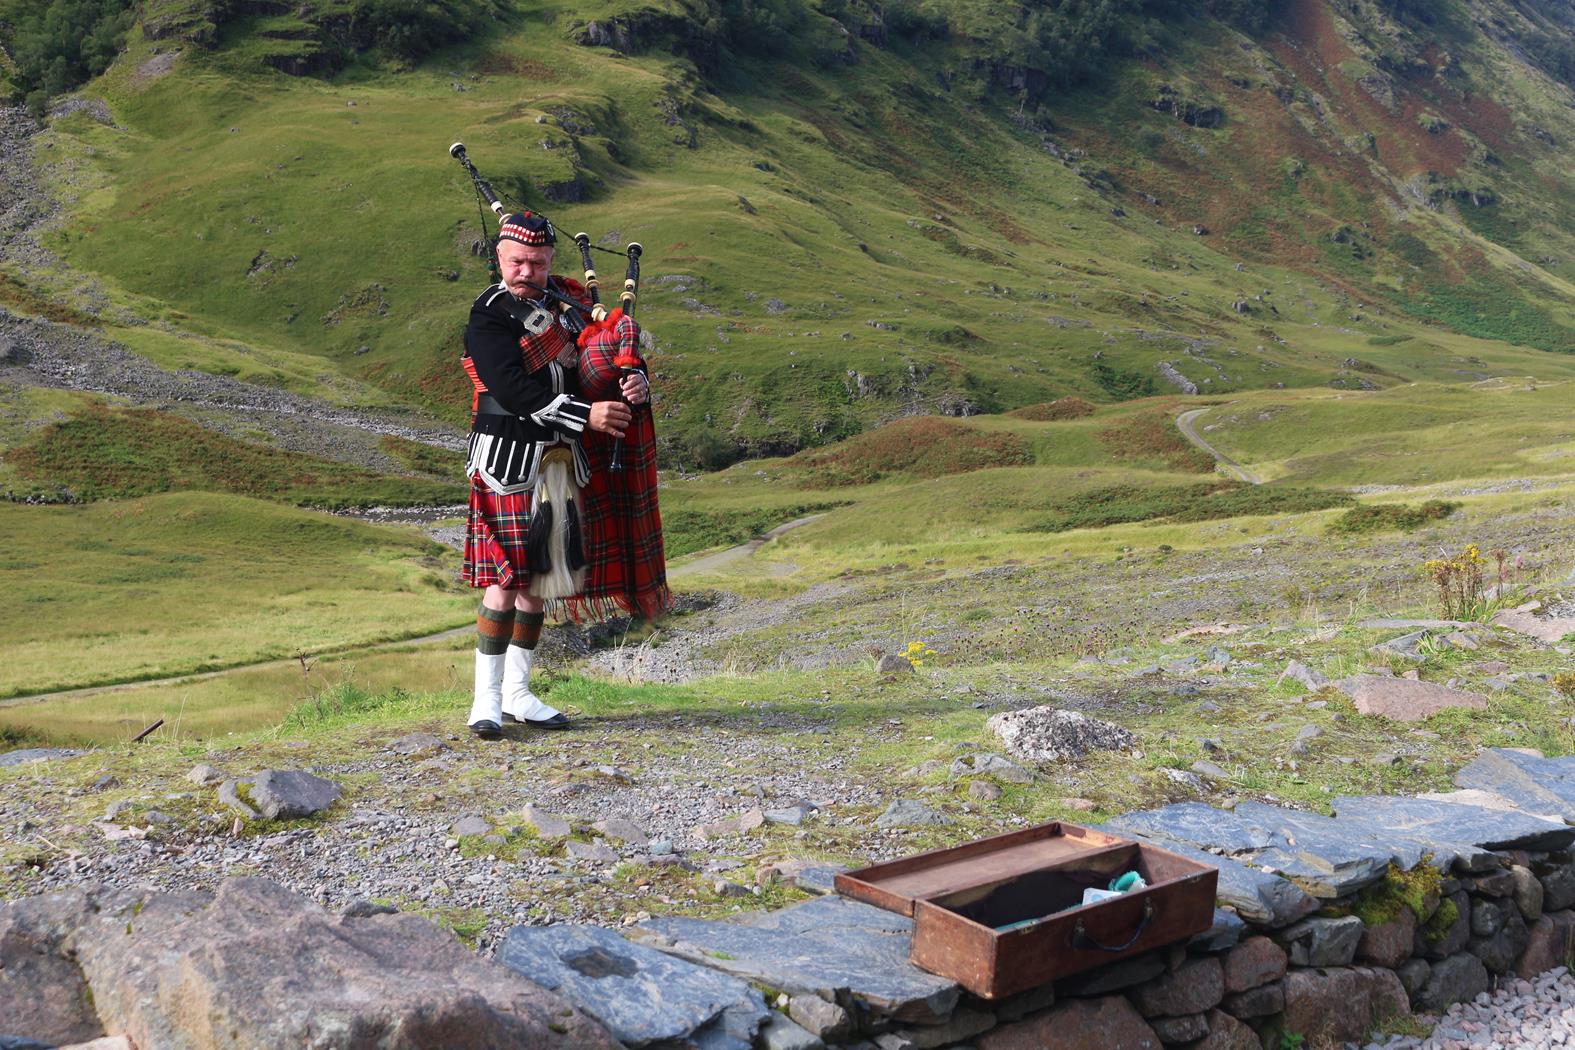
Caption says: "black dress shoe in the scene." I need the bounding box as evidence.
[526,712,571,730]
[469,720,502,740]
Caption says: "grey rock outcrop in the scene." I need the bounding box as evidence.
[0,878,618,1049]
[986,707,1135,763]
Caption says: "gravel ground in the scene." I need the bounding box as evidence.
[2,707,957,954]
[1359,969,1575,1050]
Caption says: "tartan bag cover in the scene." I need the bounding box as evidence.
[571,311,671,621]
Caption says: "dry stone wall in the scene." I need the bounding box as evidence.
[7,747,1575,1049]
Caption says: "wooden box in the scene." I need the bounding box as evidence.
[835,821,1218,999]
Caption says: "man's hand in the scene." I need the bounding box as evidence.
[621,372,650,405]
[589,401,633,438]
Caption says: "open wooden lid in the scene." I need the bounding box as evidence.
[835,821,1132,917]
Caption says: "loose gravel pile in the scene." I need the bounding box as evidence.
[1359,969,1575,1050]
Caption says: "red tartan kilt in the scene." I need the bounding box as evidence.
[462,473,532,589]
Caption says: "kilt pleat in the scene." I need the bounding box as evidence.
[462,472,533,589]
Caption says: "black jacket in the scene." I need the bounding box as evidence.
[463,280,593,494]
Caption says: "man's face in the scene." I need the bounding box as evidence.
[498,242,554,300]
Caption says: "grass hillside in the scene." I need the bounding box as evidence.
[3,0,1573,468]
[0,491,468,697]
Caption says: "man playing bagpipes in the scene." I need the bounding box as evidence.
[460,210,670,740]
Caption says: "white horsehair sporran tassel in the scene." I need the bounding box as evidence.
[527,447,587,600]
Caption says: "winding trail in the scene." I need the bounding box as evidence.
[672,513,826,577]
[0,624,473,710]
[1176,407,1263,485]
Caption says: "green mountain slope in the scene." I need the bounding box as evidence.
[4,0,1575,470]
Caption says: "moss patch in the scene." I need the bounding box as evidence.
[1353,862,1444,927]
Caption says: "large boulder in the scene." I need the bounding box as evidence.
[986,707,1135,764]
[0,889,114,1045]
[38,878,619,1049]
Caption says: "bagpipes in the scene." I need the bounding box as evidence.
[449,142,644,469]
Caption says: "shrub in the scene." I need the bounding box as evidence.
[1328,500,1458,534]
[1090,361,1156,400]
[795,417,1031,486]
[1007,397,1098,421]
[1096,411,1215,473]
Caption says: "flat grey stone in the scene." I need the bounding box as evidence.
[787,866,839,895]
[765,806,814,826]
[1454,749,1575,823]
[1277,916,1363,966]
[0,748,84,768]
[594,818,650,845]
[757,1012,825,1050]
[1331,795,1574,853]
[498,923,769,1049]
[1230,802,1399,895]
[387,732,449,755]
[1277,660,1328,690]
[217,779,257,819]
[567,840,621,864]
[1189,908,1247,952]
[451,815,491,837]
[248,769,341,820]
[1107,803,1273,855]
[186,764,223,786]
[1109,802,1394,899]
[1094,821,1317,928]
[632,896,959,1025]
[875,800,948,829]
[949,753,1034,784]
[1369,630,1432,660]
[523,805,572,839]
